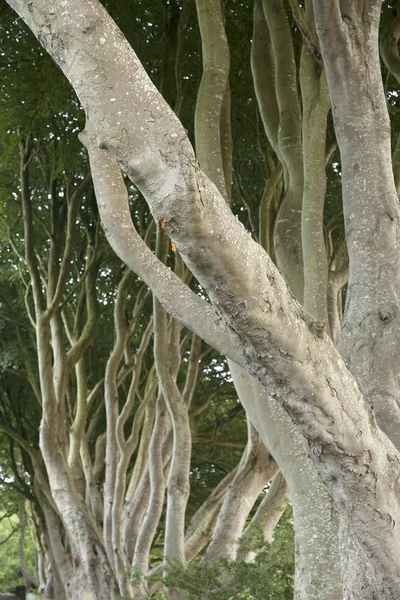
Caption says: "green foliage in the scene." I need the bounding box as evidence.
[0,509,35,592]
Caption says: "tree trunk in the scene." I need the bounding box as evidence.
[260,0,304,300]
[313,3,400,593]
[300,0,331,329]
[204,423,277,562]
[131,397,168,597]
[230,361,343,600]
[237,472,288,563]
[10,0,400,595]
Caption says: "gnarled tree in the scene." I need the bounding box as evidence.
[3,0,400,599]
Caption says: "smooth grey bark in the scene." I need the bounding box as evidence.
[131,397,169,599]
[123,467,151,564]
[9,0,400,595]
[253,2,342,593]
[184,466,238,562]
[204,423,277,562]
[80,437,104,526]
[84,134,245,368]
[392,130,400,197]
[314,0,400,451]
[327,265,348,346]
[193,1,284,570]
[251,0,280,156]
[258,162,283,254]
[380,12,400,202]
[112,320,154,597]
[260,0,304,300]
[26,503,47,593]
[35,490,71,600]
[17,134,116,600]
[103,268,133,574]
[194,0,230,202]
[125,390,156,507]
[313,1,400,596]
[152,230,192,592]
[251,0,283,255]
[154,307,191,600]
[229,361,343,600]
[19,502,36,589]
[299,0,331,329]
[237,471,288,562]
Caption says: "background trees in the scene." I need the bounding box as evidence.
[1,0,400,599]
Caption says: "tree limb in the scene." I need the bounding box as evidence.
[8,0,400,587]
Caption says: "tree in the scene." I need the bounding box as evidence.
[2,0,400,599]
[0,501,36,593]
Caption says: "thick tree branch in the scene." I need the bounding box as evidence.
[204,424,277,562]
[313,0,344,31]
[84,136,244,366]
[237,471,288,561]
[8,0,400,590]
[312,0,347,57]
[300,0,331,330]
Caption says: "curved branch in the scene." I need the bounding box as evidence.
[20,137,45,315]
[84,136,244,366]
[288,0,322,64]
[9,2,400,591]
[46,173,92,317]
[261,0,304,300]
[194,0,230,201]
[251,0,280,156]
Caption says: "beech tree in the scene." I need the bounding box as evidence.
[2,0,400,599]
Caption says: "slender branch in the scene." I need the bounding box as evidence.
[0,526,19,546]
[251,0,280,156]
[181,334,201,407]
[116,318,154,450]
[20,137,45,316]
[194,0,230,201]
[0,422,38,458]
[66,250,99,368]
[46,173,92,317]
[288,0,322,64]
[15,325,41,405]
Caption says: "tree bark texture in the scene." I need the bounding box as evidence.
[7,0,400,596]
[230,361,343,600]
